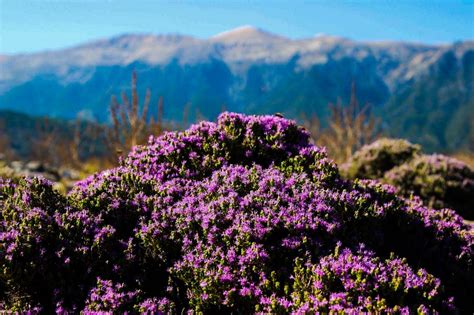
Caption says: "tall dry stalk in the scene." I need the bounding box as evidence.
[304,82,380,163]
[108,71,166,161]
[29,117,79,167]
[70,118,108,167]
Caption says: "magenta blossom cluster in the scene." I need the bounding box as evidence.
[1,113,473,313]
[291,244,455,313]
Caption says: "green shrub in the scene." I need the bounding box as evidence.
[344,138,474,219]
[341,138,420,179]
[385,154,474,219]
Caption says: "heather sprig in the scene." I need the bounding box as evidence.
[290,244,454,314]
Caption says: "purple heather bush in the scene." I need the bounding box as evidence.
[290,244,455,313]
[1,113,473,313]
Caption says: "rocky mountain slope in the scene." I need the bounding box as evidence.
[1,26,473,151]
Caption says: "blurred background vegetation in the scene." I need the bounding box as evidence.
[1,71,472,192]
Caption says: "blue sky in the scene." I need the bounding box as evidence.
[1,0,473,54]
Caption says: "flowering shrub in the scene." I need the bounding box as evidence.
[344,139,474,219]
[83,278,139,313]
[124,113,337,184]
[291,244,454,313]
[385,154,474,219]
[341,138,420,179]
[0,177,70,312]
[1,113,473,313]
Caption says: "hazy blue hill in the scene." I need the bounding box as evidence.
[384,49,474,152]
[0,110,72,157]
[0,27,472,152]
[0,110,111,161]
[0,55,389,123]
[240,56,390,121]
[0,60,235,122]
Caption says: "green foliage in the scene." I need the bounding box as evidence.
[344,138,474,219]
[341,138,421,179]
[385,154,474,219]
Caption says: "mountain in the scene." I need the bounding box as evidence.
[0,26,473,152]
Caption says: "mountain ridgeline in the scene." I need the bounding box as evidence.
[0,26,473,152]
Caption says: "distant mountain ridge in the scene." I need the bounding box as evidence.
[0,26,473,152]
